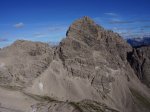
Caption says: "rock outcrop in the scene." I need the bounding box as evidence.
[0,40,54,87]
[128,45,150,87]
[0,17,150,112]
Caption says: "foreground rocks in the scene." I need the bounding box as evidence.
[0,17,150,112]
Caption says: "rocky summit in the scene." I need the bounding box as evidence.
[0,17,150,112]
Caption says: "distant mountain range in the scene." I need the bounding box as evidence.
[127,37,150,47]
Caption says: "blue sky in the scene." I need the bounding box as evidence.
[0,0,150,47]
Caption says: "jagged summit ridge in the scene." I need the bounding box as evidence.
[62,17,132,64]
[66,16,104,39]
[66,16,130,48]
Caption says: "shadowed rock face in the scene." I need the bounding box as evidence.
[0,17,150,112]
[128,45,150,87]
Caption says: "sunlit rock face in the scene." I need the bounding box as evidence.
[0,17,150,112]
[0,40,54,86]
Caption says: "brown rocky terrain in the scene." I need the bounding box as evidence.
[0,17,150,112]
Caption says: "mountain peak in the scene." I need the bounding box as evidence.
[63,17,132,61]
[66,16,103,40]
[80,16,95,23]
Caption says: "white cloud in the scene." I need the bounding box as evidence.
[0,38,8,42]
[104,13,118,16]
[34,33,47,38]
[13,22,24,28]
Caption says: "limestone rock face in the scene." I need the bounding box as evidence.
[0,40,54,86]
[53,17,150,111]
[59,17,131,77]
[0,17,150,112]
[128,45,150,87]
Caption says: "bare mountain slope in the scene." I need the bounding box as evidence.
[0,17,150,112]
[0,40,54,87]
